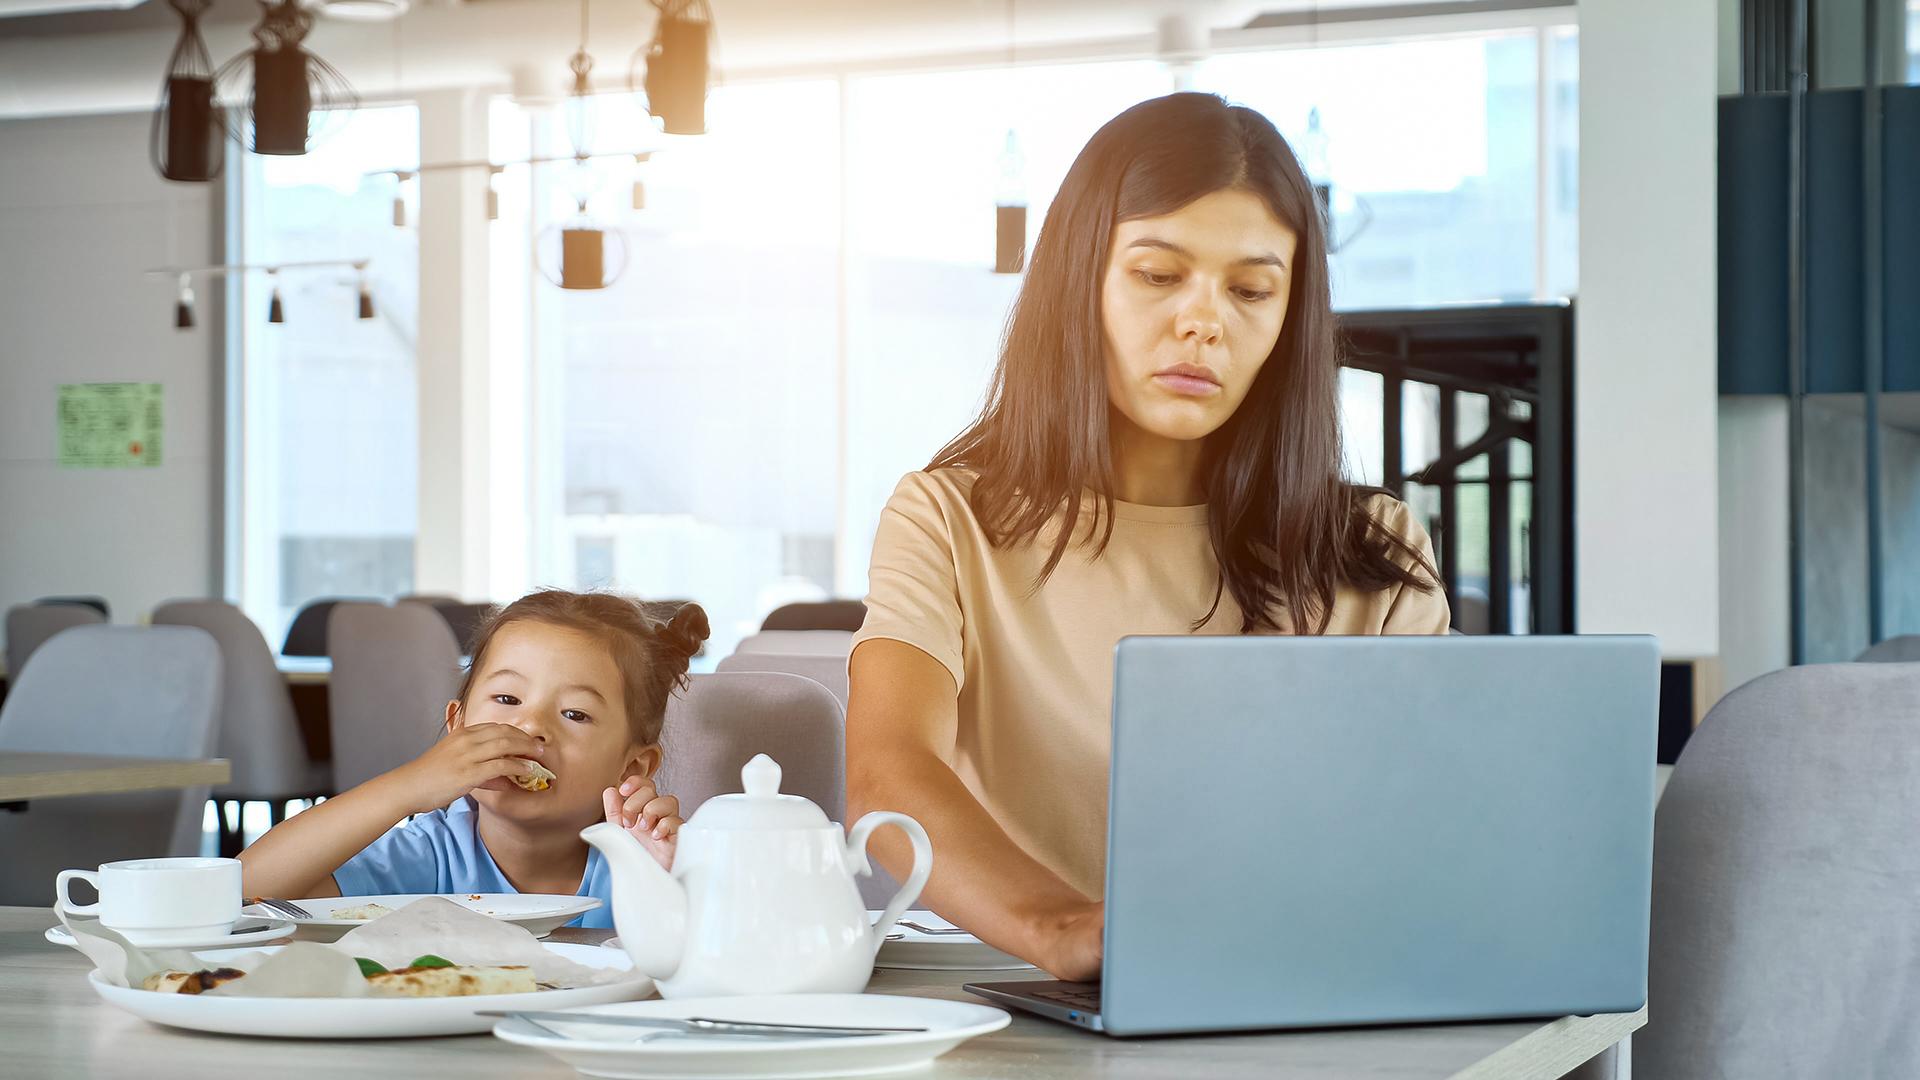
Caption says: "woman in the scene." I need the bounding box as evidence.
[846,93,1448,982]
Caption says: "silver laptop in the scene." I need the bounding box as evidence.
[967,635,1659,1037]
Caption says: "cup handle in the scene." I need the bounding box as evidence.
[55,870,101,923]
[846,811,933,957]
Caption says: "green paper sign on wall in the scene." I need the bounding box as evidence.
[59,383,163,468]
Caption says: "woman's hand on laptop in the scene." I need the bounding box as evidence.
[1034,899,1105,982]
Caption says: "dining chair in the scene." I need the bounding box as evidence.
[761,601,868,633]
[282,597,377,658]
[399,598,494,655]
[0,626,222,905]
[36,595,111,619]
[152,600,332,854]
[714,651,849,707]
[5,602,106,680]
[326,602,462,792]
[1635,662,1920,1078]
[731,630,855,658]
[1855,635,1920,663]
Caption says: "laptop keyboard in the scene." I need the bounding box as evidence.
[1034,986,1103,1012]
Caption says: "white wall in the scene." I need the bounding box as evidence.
[1575,0,1720,659]
[0,110,221,630]
[1718,398,1791,693]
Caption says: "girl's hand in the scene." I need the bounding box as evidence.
[602,778,681,870]
[391,723,547,814]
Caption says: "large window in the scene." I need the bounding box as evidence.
[236,106,420,645]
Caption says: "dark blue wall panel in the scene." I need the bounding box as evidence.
[1719,95,1790,395]
[1886,87,1920,393]
[1805,90,1863,394]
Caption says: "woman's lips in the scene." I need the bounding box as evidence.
[1153,372,1222,397]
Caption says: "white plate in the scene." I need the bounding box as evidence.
[246,893,601,942]
[870,912,1034,972]
[47,917,293,951]
[492,993,1010,1079]
[90,941,651,1038]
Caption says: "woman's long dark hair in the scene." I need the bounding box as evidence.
[928,92,1435,634]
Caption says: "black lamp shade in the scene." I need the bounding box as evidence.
[561,227,606,290]
[357,287,375,320]
[995,203,1026,274]
[160,77,219,181]
[175,300,195,329]
[645,12,709,135]
[253,46,313,155]
[268,289,285,323]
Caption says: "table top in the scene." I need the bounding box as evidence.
[274,655,331,686]
[1,907,1642,1079]
[0,752,230,801]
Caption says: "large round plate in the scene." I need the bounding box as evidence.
[492,993,1010,1079]
[246,893,601,942]
[89,942,650,1038]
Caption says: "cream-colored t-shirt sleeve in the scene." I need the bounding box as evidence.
[854,473,968,691]
[1370,495,1453,635]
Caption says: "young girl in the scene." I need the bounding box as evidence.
[239,590,709,929]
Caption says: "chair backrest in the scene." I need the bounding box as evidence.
[1636,663,1920,1079]
[37,595,110,618]
[282,597,377,657]
[152,599,326,799]
[0,625,223,903]
[401,599,493,655]
[761,600,868,633]
[658,672,846,823]
[327,603,461,791]
[715,652,849,707]
[5,602,107,679]
[731,630,854,658]
[1856,635,1920,663]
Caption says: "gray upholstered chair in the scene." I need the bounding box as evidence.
[326,602,462,792]
[714,651,849,707]
[0,626,222,905]
[730,630,854,658]
[152,600,332,853]
[762,601,868,633]
[282,596,378,657]
[1636,662,1920,1079]
[36,595,110,618]
[5,602,107,682]
[399,597,493,655]
[1856,635,1920,663]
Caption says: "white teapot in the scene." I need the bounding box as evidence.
[581,753,932,999]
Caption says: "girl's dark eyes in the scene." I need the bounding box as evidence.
[1132,269,1273,302]
[562,709,592,724]
[492,694,520,706]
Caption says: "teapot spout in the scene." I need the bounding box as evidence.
[581,821,686,981]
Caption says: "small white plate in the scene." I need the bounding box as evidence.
[46,917,293,952]
[90,941,651,1038]
[247,893,601,942]
[492,993,1010,1079]
[870,912,1034,972]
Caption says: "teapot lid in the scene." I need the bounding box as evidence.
[685,754,832,831]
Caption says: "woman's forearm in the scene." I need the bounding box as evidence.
[235,773,416,898]
[849,746,1094,971]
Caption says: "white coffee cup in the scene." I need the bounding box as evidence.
[56,857,242,946]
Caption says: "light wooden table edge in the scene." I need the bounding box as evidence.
[1454,1006,1646,1080]
[0,759,231,801]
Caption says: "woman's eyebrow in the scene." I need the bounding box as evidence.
[1126,237,1287,270]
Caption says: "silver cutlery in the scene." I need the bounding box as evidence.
[247,897,315,920]
[897,919,971,936]
[479,1010,928,1038]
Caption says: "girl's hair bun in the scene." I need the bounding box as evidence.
[661,601,711,660]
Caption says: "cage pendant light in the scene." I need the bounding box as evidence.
[215,0,359,157]
[631,0,713,136]
[151,0,225,182]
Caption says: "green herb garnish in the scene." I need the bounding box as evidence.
[355,957,387,977]
[408,954,455,970]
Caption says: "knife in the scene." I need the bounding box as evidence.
[479,1010,927,1038]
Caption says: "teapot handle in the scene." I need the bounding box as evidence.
[846,810,932,956]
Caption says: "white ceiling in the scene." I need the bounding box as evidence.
[0,0,1514,119]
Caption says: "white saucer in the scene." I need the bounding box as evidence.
[869,912,1035,971]
[47,917,294,951]
[493,993,1010,1079]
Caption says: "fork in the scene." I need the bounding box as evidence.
[247,897,315,920]
[897,919,972,936]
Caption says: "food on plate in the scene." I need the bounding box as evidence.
[141,968,246,994]
[330,902,396,921]
[143,955,534,997]
[509,759,557,792]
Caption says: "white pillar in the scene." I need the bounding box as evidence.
[414,88,494,599]
[1575,0,1720,660]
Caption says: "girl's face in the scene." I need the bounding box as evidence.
[1100,187,1299,447]
[450,620,657,828]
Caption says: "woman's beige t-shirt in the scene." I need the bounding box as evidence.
[852,467,1451,900]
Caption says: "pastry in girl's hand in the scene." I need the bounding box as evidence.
[509,759,557,792]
